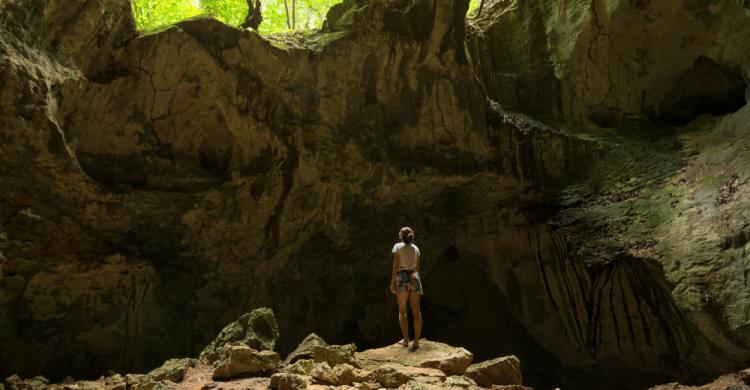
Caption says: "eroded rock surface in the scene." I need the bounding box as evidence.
[211,345,280,380]
[284,333,328,364]
[465,356,522,387]
[2,0,750,388]
[200,308,279,363]
[356,339,473,376]
[467,0,750,125]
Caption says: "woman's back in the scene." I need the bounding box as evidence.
[392,242,420,270]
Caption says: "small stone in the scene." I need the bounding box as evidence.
[199,383,217,390]
[445,376,479,389]
[487,386,533,390]
[147,358,196,383]
[130,380,177,390]
[352,382,380,390]
[269,373,308,390]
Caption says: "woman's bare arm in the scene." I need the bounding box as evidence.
[390,252,400,293]
[416,254,420,273]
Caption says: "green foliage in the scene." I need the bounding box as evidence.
[202,0,248,26]
[262,0,340,33]
[131,0,342,34]
[131,0,203,30]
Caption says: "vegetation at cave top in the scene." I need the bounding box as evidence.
[131,0,484,33]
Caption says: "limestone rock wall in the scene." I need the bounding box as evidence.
[467,0,750,126]
[2,0,750,389]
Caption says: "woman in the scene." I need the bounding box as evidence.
[390,226,424,349]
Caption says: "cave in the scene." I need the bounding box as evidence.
[2,0,750,390]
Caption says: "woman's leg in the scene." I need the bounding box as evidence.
[397,290,410,347]
[409,290,422,348]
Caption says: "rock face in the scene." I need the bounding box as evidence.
[2,0,750,389]
[467,0,750,125]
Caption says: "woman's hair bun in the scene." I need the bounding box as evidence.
[400,227,414,244]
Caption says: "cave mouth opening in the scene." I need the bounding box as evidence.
[652,55,747,126]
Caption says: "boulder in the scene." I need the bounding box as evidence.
[306,362,372,386]
[341,364,372,384]
[356,339,473,376]
[740,367,750,384]
[124,375,147,387]
[310,362,338,385]
[3,375,49,390]
[464,355,522,387]
[69,382,104,390]
[373,366,409,389]
[103,374,126,390]
[285,333,328,364]
[211,344,280,380]
[269,373,308,390]
[200,308,279,363]
[147,358,197,383]
[373,363,446,389]
[312,343,360,368]
[282,359,315,376]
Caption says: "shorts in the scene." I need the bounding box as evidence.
[396,270,423,295]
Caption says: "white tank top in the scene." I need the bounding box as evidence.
[392,242,420,271]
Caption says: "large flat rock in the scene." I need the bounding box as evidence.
[355,340,473,376]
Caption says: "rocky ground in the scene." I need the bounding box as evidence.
[1,309,532,390]
[6,308,750,390]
